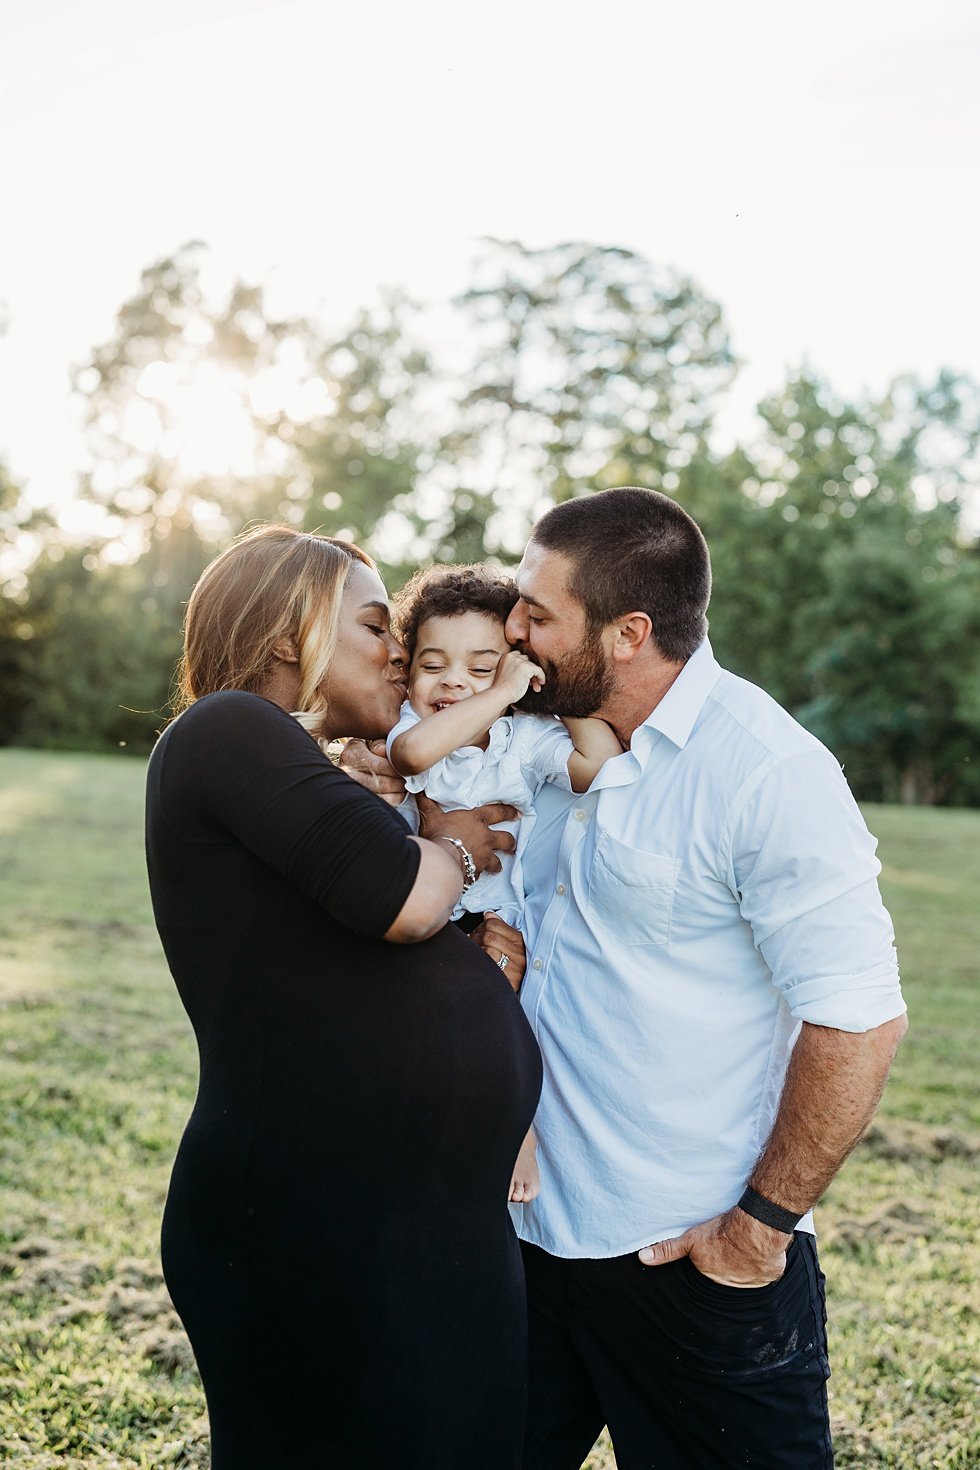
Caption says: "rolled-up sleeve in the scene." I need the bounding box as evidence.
[727,749,905,1031]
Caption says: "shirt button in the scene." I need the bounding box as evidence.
[532,958,543,970]
[573,809,587,821]
[556,883,566,895]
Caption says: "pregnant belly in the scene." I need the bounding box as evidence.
[179,943,541,1221]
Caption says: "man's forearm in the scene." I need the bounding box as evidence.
[748,1014,908,1217]
[639,1011,907,1282]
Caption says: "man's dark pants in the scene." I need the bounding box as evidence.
[521,1233,834,1470]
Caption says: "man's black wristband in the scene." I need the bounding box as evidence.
[737,1185,802,1235]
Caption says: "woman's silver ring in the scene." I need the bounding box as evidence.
[497,953,510,971]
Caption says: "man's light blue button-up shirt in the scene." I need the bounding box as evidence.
[512,640,905,1258]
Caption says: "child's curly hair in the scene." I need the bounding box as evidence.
[393,563,519,660]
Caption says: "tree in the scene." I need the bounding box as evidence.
[444,238,735,560]
[12,248,442,752]
[11,545,183,751]
[0,459,56,744]
[289,292,438,589]
[677,368,980,803]
[74,240,319,562]
[798,526,980,804]
[74,247,440,593]
[11,239,980,801]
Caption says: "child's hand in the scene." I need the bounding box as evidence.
[509,1129,540,1203]
[492,649,545,705]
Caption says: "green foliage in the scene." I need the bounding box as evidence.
[293,291,439,586]
[10,545,195,751]
[0,751,977,1468]
[0,460,55,744]
[0,466,30,741]
[4,241,980,799]
[75,241,307,547]
[444,238,735,549]
[6,254,437,749]
[799,531,980,804]
[679,371,980,805]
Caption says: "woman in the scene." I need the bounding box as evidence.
[145,525,541,1468]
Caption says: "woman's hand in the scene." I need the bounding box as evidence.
[416,796,518,876]
[469,912,526,993]
[337,739,407,806]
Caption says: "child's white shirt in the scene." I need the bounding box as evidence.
[386,700,574,925]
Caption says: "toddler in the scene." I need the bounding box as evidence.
[388,563,622,1201]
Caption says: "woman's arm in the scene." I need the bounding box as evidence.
[158,694,432,942]
[160,695,520,948]
[384,837,468,943]
[387,805,532,944]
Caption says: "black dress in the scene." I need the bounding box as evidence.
[145,692,541,1468]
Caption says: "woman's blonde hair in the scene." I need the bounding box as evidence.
[174,524,374,722]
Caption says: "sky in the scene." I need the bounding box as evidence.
[1,0,979,521]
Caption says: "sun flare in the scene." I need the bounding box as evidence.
[132,360,260,480]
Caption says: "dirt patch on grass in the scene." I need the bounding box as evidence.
[54,915,145,941]
[2,1239,195,1376]
[824,1198,935,1250]
[0,991,54,1011]
[98,1283,197,1376]
[858,1120,980,1164]
[95,1280,196,1374]
[138,1324,197,1374]
[1,1236,103,1296]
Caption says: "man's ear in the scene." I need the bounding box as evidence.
[610,613,653,663]
[272,636,300,665]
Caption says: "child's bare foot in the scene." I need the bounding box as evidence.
[509,1129,540,1203]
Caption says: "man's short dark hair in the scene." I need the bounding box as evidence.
[393,563,519,659]
[531,487,711,662]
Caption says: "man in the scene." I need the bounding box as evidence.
[501,487,907,1470]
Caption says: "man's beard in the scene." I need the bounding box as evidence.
[512,632,614,718]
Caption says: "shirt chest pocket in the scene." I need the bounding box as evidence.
[587,832,680,947]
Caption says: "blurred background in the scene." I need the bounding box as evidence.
[2,0,979,805]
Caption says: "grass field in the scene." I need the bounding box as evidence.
[0,747,977,1468]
